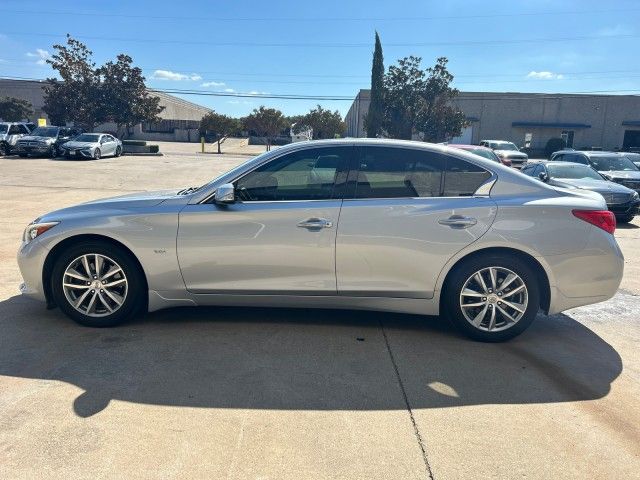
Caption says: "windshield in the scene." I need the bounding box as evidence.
[590,155,639,172]
[547,164,602,180]
[0,124,7,134]
[30,127,59,138]
[622,153,640,161]
[469,148,500,162]
[492,142,518,151]
[74,134,101,142]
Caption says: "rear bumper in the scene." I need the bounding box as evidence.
[546,227,623,314]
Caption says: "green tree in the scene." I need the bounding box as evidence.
[0,97,33,121]
[294,105,345,139]
[365,31,384,138]
[98,54,164,138]
[199,112,240,153]
[382,56,467,142]
[43,34,104,130]
[243,106,287,151]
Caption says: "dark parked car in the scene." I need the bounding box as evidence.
[550,150,640,193]
[522,161,639,222]
[13,126,83,158]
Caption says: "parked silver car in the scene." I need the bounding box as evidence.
[60,133,122,159]
[17,139,623,341]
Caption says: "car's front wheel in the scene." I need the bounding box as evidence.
[443,255,540,342]
[115,146,122,157]
[93,148,101,160]
[50,145,59,158]
[50,242,145,327]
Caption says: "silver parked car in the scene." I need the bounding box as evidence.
[60,133,123,159]
[17,139,623,342]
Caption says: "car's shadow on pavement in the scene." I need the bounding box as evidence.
[0,295,622,418]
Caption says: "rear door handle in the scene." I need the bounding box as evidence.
[438,215,477,229]
[297,217,333,229]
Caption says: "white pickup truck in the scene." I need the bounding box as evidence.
[0,122,36,156]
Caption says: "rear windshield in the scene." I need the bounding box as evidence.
[491,142,518,151]
[590,155,639,171]
[0,124,7,133]
[469,148,500,162]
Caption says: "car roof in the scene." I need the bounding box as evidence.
[555,150,618,156]
[448,144,492,150]
[480,140,513,143]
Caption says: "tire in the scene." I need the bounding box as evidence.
[115,146,122,157]
[93,148,101,160]
[617,215,634,223]
[443,254,540,342]
[19,153,28,158]
[0,142,7,156]
[50,241,145,327]
[50,145,59,158]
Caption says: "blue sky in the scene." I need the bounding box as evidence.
[1,0,639,117]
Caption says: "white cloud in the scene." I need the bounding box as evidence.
[26,48,50,65]
[224,88,236,92]
[526,71,564,80]
[247,90,269,95]
[200,81,225,88]
[151,69,202,81]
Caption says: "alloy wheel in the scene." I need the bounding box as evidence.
[62,254,128,317]
[459,266,528,332]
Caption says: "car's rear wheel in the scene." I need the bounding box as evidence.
[617,214,635,223]
[443,255,540,342]
[50,145,59,158]
[50,242,145,327]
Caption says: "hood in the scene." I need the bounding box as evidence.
[599,170,640,180]
[17,135,54,143]
[495,150,528,158]
[548,177,633,194]
[62,141,98,148]
[37,189,184,222]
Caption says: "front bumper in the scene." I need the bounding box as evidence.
[62,147,94,158]
[13,144,50,155]
[608,199,640,217]
[17,239,49,303]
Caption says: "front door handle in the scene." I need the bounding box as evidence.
[297,217,333,229]
[438,215,477,229]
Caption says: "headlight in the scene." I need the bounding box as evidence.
[633,191,639,200]
[23,221,59,244]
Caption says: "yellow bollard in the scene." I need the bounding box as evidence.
[201,136,205,153]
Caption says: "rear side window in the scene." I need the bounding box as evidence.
[563,153,588,164]
[354,147,491,198]
[443,157,492,197]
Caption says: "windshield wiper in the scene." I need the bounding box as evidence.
[177,186,200,195]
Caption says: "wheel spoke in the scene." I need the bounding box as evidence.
[97,292,113,313]
[501,299,525,313]
[82,255,92,277]
[496,304,517,324]
[502,284,525,298]
[474,272,488,293]
[103,278,126,288]
[95,254,103,277]
[487,306,497,331]
[101,267,122,280]
[65,268,90,281]
[472,304,489,327]
[461,288,485,298]
[74,288,91,308]
[63,283,90,289]
[461,301,486,308]
[85,291,98,313]
[489,267,497,291]
[497,273,517,292]
[102,288,123,306]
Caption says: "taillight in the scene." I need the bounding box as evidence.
[572,210,616,234]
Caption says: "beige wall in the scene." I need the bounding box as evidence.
[345,89,640,150]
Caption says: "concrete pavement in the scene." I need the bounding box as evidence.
[0,150,639,479]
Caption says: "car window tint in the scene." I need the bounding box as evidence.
[235,147,349,201]
[355,147,444,198]
[564,153,587,164]
[443,157,492,197]
[521,165,534,175]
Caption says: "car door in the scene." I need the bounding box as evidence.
[177,146,351,294]
[335,146,497,298]
[102,135,117,156]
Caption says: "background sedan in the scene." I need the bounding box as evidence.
[521,161,639,222]
[61,133,122,160]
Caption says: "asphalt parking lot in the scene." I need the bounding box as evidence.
[1,144,639,479]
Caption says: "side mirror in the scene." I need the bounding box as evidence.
[538,172,548,182]
[215,183,236,204]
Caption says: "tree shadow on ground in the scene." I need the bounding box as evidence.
[0,295,622,417]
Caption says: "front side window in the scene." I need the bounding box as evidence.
[354,147,491,199]
[590,155,639,172]
[235,147,349,201]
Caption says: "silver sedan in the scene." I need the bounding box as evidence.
[60,133,123,159]
[17,139,623,341]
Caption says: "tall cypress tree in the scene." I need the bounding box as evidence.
[365,31,384,138]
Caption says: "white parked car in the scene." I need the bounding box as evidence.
[61,133,123,160]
